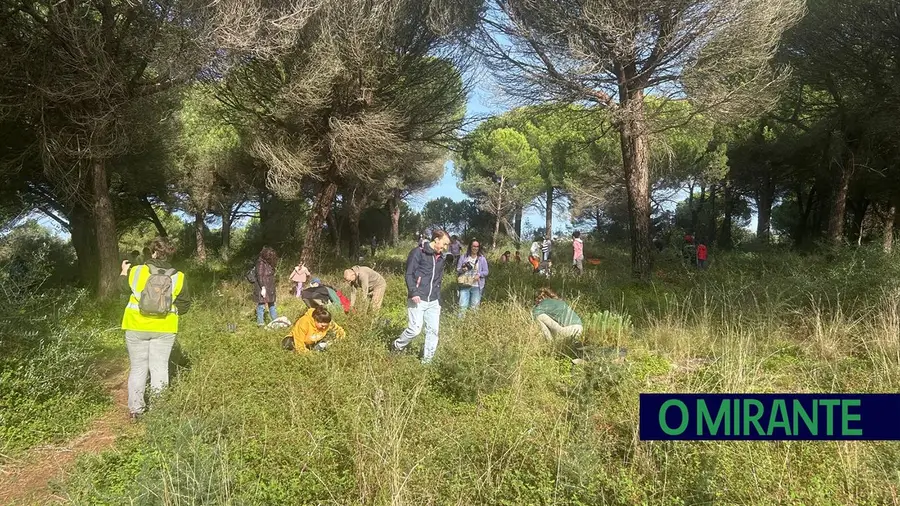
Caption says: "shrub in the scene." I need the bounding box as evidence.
[582,309,633,344]
[58,244,900,505]
[0,291,107,454]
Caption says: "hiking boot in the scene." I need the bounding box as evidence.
[129,411,143,423]
[387,341,403,355]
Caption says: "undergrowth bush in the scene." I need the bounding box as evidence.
[58,244,900,504]
[0,291,108,454]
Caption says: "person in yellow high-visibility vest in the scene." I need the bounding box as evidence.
[119,237,191,421]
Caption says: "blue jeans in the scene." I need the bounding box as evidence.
[458,286,482,316]
[393,299,441,364]
[257,303,277,325]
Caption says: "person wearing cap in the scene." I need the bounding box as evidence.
[343,265,387,311]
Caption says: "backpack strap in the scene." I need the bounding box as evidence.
[168,270,182,302]
[129,264,144,300]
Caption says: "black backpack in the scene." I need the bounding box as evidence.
[245,264,258,284]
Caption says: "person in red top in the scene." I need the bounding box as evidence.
[696,240,708,269]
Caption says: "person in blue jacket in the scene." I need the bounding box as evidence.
[391,229,451,364]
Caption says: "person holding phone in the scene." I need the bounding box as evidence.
[456,240,489,316]
[119,237,191,421]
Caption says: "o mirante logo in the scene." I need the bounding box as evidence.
[639,394,900,441]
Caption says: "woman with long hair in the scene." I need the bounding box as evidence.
[254,246,279,326]
[456,239,489,316]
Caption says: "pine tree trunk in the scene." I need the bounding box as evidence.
[514,206,522,244]
[544,187,553,238]
[756,177,774,243]
[718,177,734,250]
[301,181,339,266]
[143,196,168,237]
[70,204,97,290]
[492,214,502,250]
[850,197,869,246]
[690,182,703,235]
[827,158,853,246]
[258,193,277,247]
[618,88,652,281]
[389,189,400,246]
[195,210,207,262]
[348,203,361,260]
[326,208,341,256]
[92,160,119,300]
[220,203,231,260]
[884,203,896,254]
[493,175,505,249]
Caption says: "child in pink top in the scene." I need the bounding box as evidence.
[290,263,311,297]
[572,231,584,275]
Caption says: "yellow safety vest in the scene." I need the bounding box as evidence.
[121,264,185,333]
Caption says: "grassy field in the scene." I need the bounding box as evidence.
[13,243,900,505]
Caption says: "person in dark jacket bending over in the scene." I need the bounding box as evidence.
[391,229,451,364]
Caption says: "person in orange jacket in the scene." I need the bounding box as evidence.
[283,306,346,353]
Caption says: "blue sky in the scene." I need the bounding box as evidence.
[414,70,758,234]
[413,73,573,236]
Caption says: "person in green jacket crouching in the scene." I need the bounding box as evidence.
[532,287,582,341]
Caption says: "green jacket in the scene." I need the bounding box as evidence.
[532,299,582,327]
[325,287,342,306]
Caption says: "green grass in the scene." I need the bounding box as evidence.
[43,245,900,503]
[0,291,120,456]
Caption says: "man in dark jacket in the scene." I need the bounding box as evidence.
[391,229,451,364]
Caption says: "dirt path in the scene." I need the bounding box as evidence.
[0,361,132,505]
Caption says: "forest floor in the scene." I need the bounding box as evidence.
[8,244,900,505]
[0,360,131,506]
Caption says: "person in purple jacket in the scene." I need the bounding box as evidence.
[446,235,463,272]
[391,229,451,364]
[456,239,489,317]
